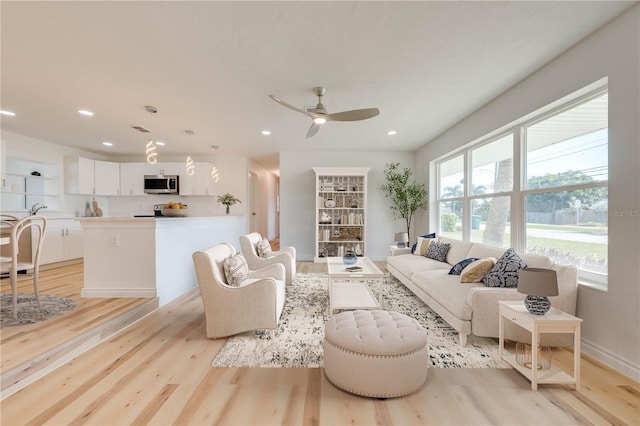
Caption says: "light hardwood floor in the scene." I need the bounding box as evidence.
[1,262,638,425]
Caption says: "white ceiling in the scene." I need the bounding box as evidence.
[1,1,633,173]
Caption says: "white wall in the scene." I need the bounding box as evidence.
[279,151,416,261]
[416,6,640,380]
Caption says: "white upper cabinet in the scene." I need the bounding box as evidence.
[94,160,120,195]
[119,163,146,196]
[64,157,119,195]
[180,162,214,195]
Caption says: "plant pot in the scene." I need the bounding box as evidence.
[225,205,230,214]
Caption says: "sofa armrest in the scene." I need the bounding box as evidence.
[249,263,286,281]
[468,262,578,340]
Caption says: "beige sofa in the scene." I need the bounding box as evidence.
[387,236,578,346]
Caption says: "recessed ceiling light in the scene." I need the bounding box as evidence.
[261,130,271,136]
[0,110,16,116]
[78,109,94,116]
[387,130,397,136]
[102,141,113,147]
[155,141,165,146]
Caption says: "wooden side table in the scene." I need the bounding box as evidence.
[389,245,411,256]
[499,301,582,390]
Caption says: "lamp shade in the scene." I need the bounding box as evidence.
[517,268,559,297]
[394,232,409,243]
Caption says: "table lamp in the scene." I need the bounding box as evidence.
[394,232,409,248]
[517,268,558,315]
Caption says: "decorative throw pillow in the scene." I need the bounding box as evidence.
[425,241,451,262]
[448,257,479,275]
[482,248,528,288]
[460,257,497,283]
[411,233,436,254]
[223,253,248,286]
[256,238,272,258]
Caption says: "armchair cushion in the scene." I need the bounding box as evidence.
[223,253,248,286]
[257,238,273,258]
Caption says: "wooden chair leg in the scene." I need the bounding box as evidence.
[33,267,42,311]
[11,270,18,319]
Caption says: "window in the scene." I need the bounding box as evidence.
[435,87,608,288]
[523,92,608,285]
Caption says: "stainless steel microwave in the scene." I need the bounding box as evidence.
[144,175,179,194]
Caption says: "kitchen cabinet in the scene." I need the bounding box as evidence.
[119,162,146,196]
[180,162,215,195]
[40,219,83,264]
[64,157,120,195]
[94,160,120,195]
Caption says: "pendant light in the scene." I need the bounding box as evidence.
[145,105,158,165]
[211,144,220,182]
[185,130,195,175]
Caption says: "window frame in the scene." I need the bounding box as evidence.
[434,85,608,290]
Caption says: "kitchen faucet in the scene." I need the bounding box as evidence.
[30,203,48,215]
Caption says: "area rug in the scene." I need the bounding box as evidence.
[212,273,510,369]
[0,293,77,328]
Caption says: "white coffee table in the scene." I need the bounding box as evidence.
[326,257,384,315]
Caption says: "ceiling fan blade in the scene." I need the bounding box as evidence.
[269,94,313,118]
[306,122,321,138]
[326,108,380,122]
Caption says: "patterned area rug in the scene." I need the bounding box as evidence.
[0,293,77,328]
[212,273,509,369]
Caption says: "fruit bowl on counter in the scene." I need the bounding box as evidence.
[161,202,188,217]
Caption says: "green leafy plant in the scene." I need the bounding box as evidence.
[217,193,241,213]
[441,213,458,232]
[380,162,427,238]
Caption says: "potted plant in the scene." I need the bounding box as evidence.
[217,193,241,214]
[380,162,427,239]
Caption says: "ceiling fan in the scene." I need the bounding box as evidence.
[269,87,380,138]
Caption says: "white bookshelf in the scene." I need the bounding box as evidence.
[313,167,369,263]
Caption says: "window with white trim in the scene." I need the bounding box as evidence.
[435,87,608,288]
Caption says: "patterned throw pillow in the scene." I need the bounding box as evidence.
[411,233,436,254]
[223,253,248,286]
[425,241,451,262]
[448,257,479,275]
[460,257,496,283]
[256,238,273,258]
[482,248,528,288]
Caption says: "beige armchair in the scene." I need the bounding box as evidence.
[240,232,296,285]
[192,242,286,339]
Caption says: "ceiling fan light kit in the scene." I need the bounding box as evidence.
[269,87,380,138]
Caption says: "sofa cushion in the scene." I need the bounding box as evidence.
[413,235,437,256]
[425,241,451,262]
[449,257,479,275]
[256,238,273,258]
[482,248,528,288]
[411,270,480,320]
[460,257,496,283]
[438,237,474,266]
[465,243,507,260]
[387,254,450,278]
[517,252,554,268]
[411,233,436,253]
[223,253,248,286]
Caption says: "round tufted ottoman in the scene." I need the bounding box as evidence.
[323,309,428,398]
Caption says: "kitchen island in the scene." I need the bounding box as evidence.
[77,215,247,306]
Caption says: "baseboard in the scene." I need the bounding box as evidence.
[581,337,640,382]
[81,288,157,298]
